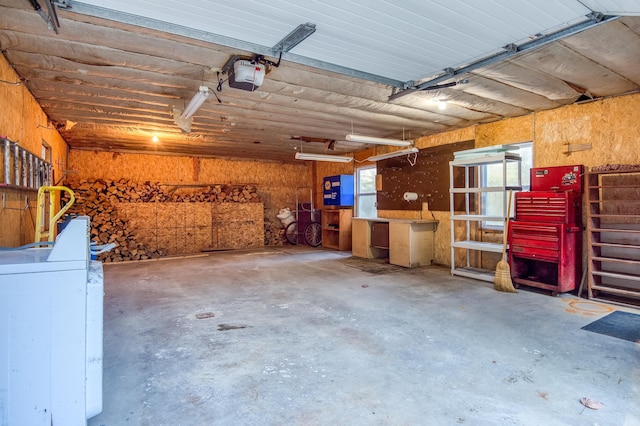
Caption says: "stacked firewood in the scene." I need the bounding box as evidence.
[61,178,266,262]
[264,217,286,246]
[61,179,164,262]
[66,178,260,203]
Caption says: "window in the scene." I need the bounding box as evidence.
[41,140,52,185]
[481,142,533,228]
[41,140,51,162]
[355,165,377,218]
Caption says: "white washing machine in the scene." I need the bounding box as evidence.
[0,216,103,426]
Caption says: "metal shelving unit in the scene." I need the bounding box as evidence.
[449,150,522,282]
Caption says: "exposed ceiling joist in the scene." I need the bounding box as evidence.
[1,0,639,162]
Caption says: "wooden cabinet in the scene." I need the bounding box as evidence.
[389,221,437,268]
[449,150,522,282]
[352,218,387,259]
[352,218,437,267]
[586,168,640,306]
[322,208,352,250]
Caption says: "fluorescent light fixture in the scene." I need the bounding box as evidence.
[180,86,209,119]
[295,152,353,163]
[346,134,413,147]
[367,147,418,162]
[273,22,316,53]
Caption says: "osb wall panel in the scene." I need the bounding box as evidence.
[432,211,454,267]
[214,203,264,249]
[0,53,67,246]
[116,202,263,255]
[199,157,310,236]
[535,94,640,167]
[0,188,38,246]
[69,151,194,182]
[479,230,504,270]
[475,115,535,148]
[415,127,476,150]
[68,150,311,241]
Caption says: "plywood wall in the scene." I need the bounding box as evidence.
[67,150,312,242]
[475,115,535,148]
[117,201,263,255]
[535,95,640,167]
[0,188,38,247]
[0,52,68,247]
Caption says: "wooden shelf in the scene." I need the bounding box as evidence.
[586,169,640,306]
[591,228,640,234]
[588,214,640,219]
[321,208,352,250]
[591,256,640,265]
[591,242,640,250]
[591,270,640,282]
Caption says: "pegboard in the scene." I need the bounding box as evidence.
[377,140,474,211]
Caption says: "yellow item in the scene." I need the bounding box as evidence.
[35,186,75,243]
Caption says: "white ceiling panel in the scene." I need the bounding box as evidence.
[579,0,640,15]
[74,0,593,82]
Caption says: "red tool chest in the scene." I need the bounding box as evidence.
[508,165,584,294]
[513,191,582,226]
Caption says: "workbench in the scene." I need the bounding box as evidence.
[352,218,438,268]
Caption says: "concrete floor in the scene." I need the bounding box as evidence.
[88,247,639,426]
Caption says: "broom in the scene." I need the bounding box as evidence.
[494,190,517,293]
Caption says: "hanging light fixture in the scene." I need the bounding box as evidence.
[345,134,413,147]
[366,147,418,162]
[295,152,353,163]
[181,86,210,119]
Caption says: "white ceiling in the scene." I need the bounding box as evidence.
[1,0,640,162]
[75,0,597,83]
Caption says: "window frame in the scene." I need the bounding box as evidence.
[480,142,533,230]
[355,165,377,218]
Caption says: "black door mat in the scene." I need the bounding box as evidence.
[338,256,405,274]
[581,311,640,343]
